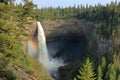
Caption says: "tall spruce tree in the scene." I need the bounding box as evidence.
[105,63,117,80]
[101,56,106,79]
[76,58,96,80]
[22,0,36,18]
[97,65,103,80]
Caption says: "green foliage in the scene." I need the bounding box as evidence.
[72,54,120,80]
[118,74,120,80]
[101,56,106,76]
[76,58,96,80]
[0,0,36,64]
[0,1,53,80]
[4,70,16,80]
[97,65,103,80]
[25,55,53,80]
[105,53,120,80]
[22,0,36,18]
[0,70,16,80]
[1,1,58,80]
[37,2,120,39]
[105,63,117,80]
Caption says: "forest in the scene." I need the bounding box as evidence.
[0,0,120,80]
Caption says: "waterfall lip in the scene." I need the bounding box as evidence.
[37,21,41,25]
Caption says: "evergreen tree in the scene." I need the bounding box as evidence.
[101,56,106,77]
[76,58,96,80]
[22,0,36,18]
[97,65,103,80]
[73,77,77,80]
[105,63,117,80]
[101,58,106,66]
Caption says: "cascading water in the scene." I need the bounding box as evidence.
[28,21,64,78]
[37,21,49,68]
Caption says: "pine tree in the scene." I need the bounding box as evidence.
[73,77,77,80]
[101,57,106,69]
[22,0,36,18]
[105,63,117,80]
[101,56,106,79]
[76,58,96,80]
[97,65,103,80]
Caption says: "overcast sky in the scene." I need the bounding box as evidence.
[16,0,120,8]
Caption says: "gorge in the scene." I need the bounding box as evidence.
[28,20,110,80]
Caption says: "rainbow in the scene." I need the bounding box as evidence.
[28,39,38,58]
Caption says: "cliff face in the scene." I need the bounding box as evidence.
[41,20,104,62]
[41,19,111,59]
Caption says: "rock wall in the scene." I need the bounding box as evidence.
[41,20,101,60]
[24,19,110,62]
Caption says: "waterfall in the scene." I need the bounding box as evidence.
[37,21,64,77]
[28,21,64,78]
[37,21,49,68]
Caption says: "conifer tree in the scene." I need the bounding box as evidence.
[97,65,103,80]
[101,56,106,70]
[105,63,117,80]
[73,77,77,80]
[23,0,36,18]
[76,58,96,80]
[101,56,106,79]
